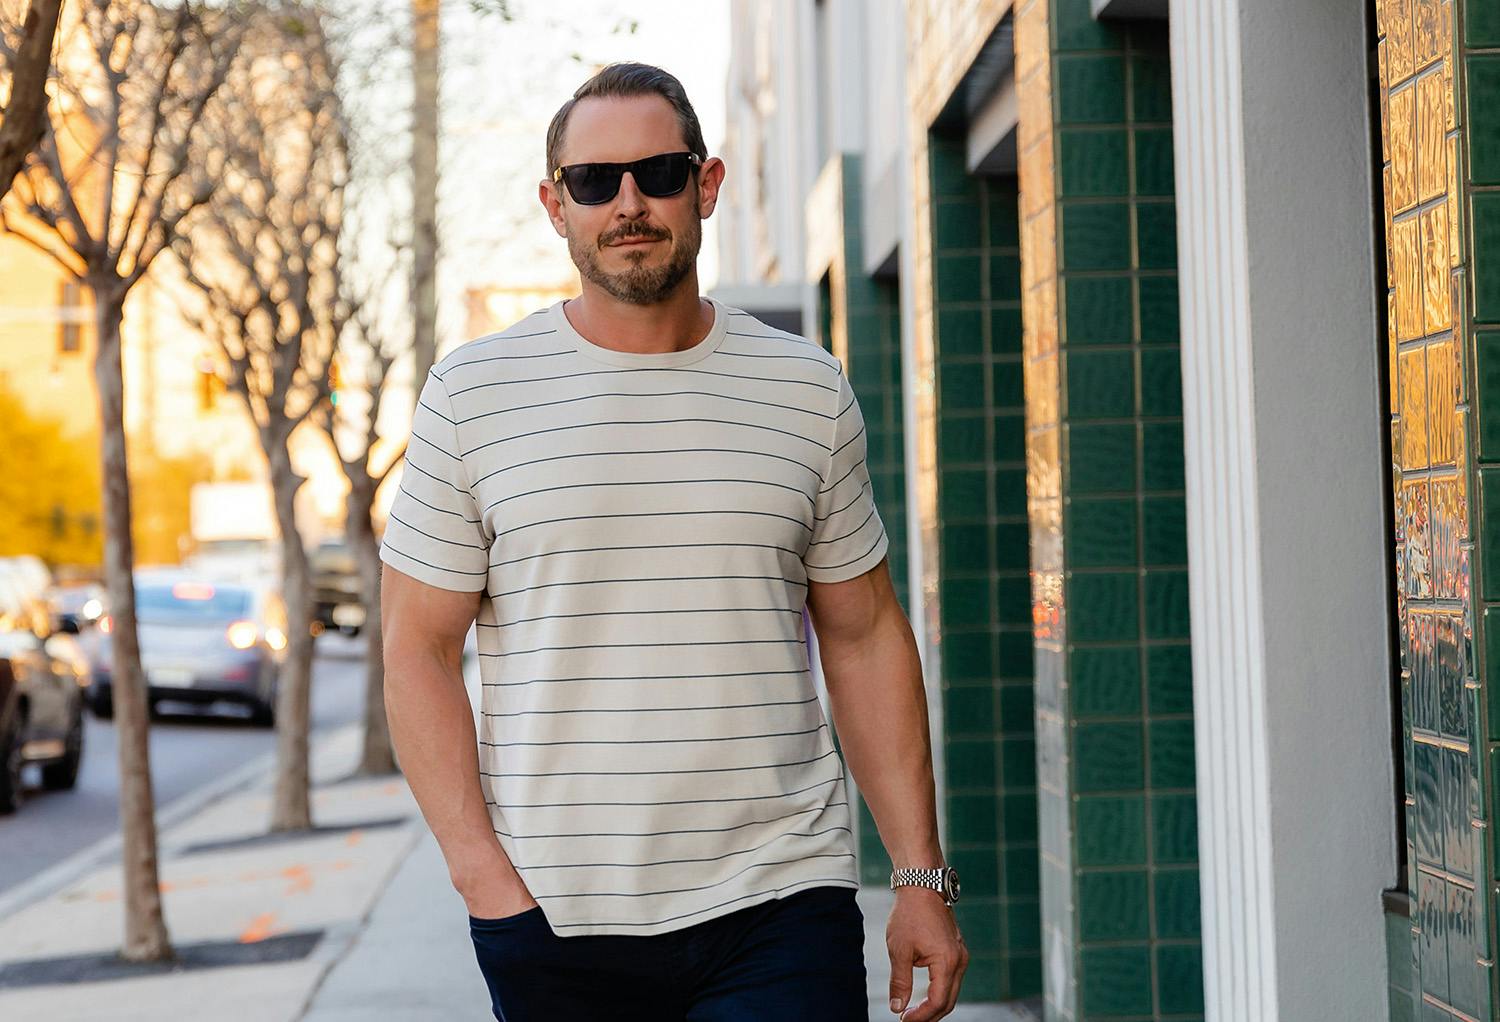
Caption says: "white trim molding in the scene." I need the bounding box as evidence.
[1168,0,1395,1018]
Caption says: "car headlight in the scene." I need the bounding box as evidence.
[226,620,259,650]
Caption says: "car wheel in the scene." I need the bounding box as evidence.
[0,711,24,815]
[251,670,278,728]
[91,688,113,720]
[39,707,83,791]
[250,698,277,728]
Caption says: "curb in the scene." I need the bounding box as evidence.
[291,818,427,1020]
[0,721,361,924]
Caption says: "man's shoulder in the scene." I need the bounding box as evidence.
[717,304,840,373]
[431,306,562,384]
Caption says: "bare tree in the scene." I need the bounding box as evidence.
[0,0,62,199]
[313,0,517,777]
[0,0,238,963]
[318,246,409,775]
[172,0,346,831]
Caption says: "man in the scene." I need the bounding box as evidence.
[379,61,967,1021]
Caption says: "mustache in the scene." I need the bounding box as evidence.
[603,225,670,245]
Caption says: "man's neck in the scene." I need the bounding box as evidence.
[564,280,712,355]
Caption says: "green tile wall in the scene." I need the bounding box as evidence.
[1469,0,1500,1011]
[1379,0,1498,1015]
[1387,895,1416,1022]
[847,271,909,888]
[929,132,1042,1001]
[817,272,835,353]
[1015,2,1202,1018]
[808,154,914,895]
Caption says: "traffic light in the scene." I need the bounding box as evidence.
[329,355,342,407]
[196,353,223,410]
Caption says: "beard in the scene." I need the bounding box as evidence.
[568,209,701,306]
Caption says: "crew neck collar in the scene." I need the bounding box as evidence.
[552,295,727,368]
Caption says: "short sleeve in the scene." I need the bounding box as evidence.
[804,365,890,582]
[379,369,491,592]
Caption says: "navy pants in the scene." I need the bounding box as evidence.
[467,884,870,1021]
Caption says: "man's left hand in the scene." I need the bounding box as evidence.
[886,889,968,1020]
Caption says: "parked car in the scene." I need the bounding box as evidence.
[310,538,365,637]
[88,570,288,727]
[45,581,107,634]
[0,582,90,814]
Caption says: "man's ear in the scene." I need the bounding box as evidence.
[539,179,567,237]
[696,157,725,219]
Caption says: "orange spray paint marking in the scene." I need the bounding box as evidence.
[239,913,278,943]
[282,864,314,894]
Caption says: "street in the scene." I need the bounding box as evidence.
[0,632,370,899]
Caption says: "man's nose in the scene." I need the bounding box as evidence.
[614,171,648,213]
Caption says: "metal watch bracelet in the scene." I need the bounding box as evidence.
[890,865,961,905]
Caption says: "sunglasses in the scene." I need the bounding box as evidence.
[552,151,703,205]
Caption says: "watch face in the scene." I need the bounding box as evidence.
[945,868,961,902]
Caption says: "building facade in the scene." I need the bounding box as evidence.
[716,0,1500,1018]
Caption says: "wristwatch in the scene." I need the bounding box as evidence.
[890,865,961,905]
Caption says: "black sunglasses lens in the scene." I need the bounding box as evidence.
[566,164,622,204]
[634,153,691,195]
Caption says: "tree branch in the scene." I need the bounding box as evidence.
[0,0,62,201]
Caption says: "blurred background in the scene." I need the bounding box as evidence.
[1,0,1493,1020]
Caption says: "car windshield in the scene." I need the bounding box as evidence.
[49,587,101,613]
[196,539,271,556]
[311,542,354,569]
[136,582,252,624]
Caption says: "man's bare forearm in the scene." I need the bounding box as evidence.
[384,645,524,894]
[818,601,945,868]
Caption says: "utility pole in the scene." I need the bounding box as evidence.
[411,0,439,387]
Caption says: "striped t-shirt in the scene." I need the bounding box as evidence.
[378,294,890,937]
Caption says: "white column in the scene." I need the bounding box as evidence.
[1168,0,1396,1018]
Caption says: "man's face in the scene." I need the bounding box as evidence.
[541,94,724,306]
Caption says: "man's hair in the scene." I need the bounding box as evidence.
[545,62,708,183]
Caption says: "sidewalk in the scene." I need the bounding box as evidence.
[0,721,423,1022]
[0,714,1038,1021]
[302,824,1040,1022]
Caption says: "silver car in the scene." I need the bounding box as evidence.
[0,584,90,814]
[87,570,287,728]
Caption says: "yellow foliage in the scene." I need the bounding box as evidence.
[0,384,223,574]
[0,385,102,571]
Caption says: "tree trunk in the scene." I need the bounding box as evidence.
[91,281,173,962]
[411,0,439,386]
[0,0,63,201]
[348,480,394,775]
[267,441,315,831]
